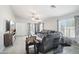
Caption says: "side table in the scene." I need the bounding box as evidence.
[25,36,40,54]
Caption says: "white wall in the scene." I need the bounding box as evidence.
[0,6,15,52]
[44,17,57,31]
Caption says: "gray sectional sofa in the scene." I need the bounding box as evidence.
[36,30,64,53]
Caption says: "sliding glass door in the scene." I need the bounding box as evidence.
[58,17,75,38]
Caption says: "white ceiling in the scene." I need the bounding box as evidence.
[11,5,79,20]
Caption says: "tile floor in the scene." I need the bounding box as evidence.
[1,36,26,54]
[1,36,79,54]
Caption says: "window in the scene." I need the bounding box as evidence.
[59,17,75,38]
[27,22,44,35]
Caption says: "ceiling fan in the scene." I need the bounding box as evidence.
[31,12,40,20]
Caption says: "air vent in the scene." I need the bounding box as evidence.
[51,5,56,8]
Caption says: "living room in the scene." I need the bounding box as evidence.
[0,5,79,54]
